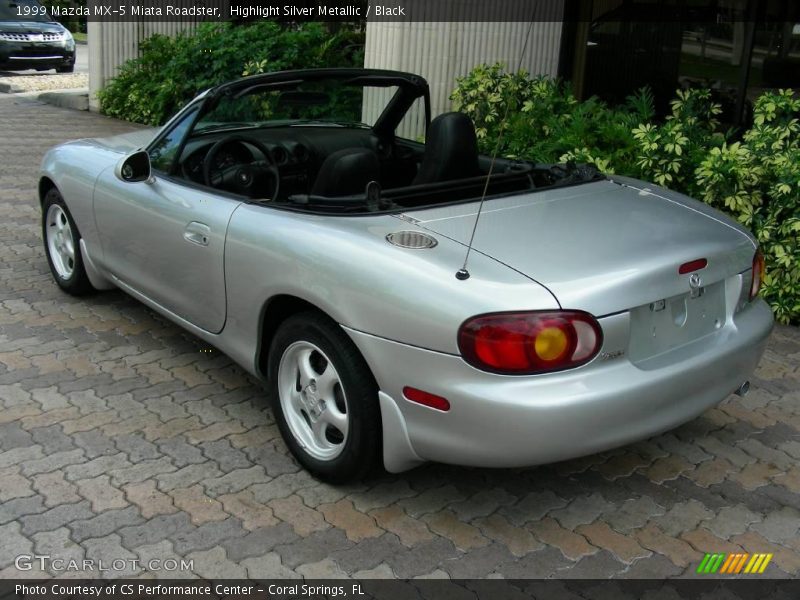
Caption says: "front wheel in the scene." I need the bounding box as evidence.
[56,64,75,73]
[267,312,382,482]
[42,187,95,295]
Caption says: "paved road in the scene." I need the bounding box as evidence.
[1,94,799,580]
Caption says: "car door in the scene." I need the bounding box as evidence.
[93,107,242,334]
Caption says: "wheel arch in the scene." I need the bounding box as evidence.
[255,293,382,387]
[255,294,388,480]
[257,294,343,379]
[39,176,57,206]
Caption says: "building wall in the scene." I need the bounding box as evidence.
[89,11,564,119]
[364,18,564,124]
[88,21,198,110]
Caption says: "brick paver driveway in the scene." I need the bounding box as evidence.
[1,94,799,580]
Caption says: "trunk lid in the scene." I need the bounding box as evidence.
[404,179,755,317]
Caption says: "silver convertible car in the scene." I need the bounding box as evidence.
[40,68,773,481]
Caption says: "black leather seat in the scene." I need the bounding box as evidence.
[413,112,481,185]
[311,148,381,197]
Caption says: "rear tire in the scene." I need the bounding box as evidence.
[56,64,74,73]
[42,187,95,296]
[267,311,382,483]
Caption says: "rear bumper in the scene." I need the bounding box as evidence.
[346,298,773,471]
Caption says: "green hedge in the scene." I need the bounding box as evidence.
[98,22,364,126]
[452,64,800,324]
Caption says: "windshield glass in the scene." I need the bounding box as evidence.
[196,78,405,133]
[1,0,51,21]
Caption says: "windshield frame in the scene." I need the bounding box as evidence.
[198,68,430,139]
[146,68,431,178]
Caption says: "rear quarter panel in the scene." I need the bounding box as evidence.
[222,204,559,372]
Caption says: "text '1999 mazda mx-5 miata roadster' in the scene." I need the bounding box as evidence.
[40,68,774,482]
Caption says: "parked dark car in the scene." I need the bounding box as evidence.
[0,0,75,72]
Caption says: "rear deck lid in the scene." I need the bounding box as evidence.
[404,179,755,316]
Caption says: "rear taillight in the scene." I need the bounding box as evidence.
[750,250,765,300]
[458,311,603,375]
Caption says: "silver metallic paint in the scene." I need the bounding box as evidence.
[346,298,772,468]
[94,169,240,333]
[406,180,756,317]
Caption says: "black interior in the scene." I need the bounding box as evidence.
[412,112,481,185]
[153,69,602,214]
[175,121,592,214]
[311,148,381,197]
[179,125,419,201]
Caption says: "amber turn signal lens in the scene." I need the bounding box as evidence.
[750,250,765,300]
[533,326,569,362]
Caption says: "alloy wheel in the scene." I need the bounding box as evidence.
[45,203,75,280]
[277,340,350,460]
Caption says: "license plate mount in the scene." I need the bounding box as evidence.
[628,281,726,363]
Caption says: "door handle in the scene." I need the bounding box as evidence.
[184,222,211,246]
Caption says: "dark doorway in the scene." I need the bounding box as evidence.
[562,0,800,125]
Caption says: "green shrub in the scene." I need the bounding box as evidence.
[98,23,364,126]
[697,90,800,323]
[634,88,724,194]
[452,64,800,324]
[451,64,653,170]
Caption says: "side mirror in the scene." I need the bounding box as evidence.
[115,150,151,183]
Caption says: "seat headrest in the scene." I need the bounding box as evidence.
[413,112,480,185]
[311,148,381,197]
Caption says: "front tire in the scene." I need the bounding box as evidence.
[267,312,382,482]
[42,187,95,295]
[56,64,75,73]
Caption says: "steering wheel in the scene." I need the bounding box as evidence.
[203,134,280,200]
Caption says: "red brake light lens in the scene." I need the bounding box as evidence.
[458,311,603,375]
[750,250,765,300]
[678,258,708,274]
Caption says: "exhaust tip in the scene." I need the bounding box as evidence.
[735,381,750,397]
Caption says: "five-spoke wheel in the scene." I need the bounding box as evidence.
[278,341,350,461]
[41,187,94,295]
[45,203,75,280]
[268,312,381,482]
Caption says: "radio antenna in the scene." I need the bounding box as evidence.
[456,16,536,281]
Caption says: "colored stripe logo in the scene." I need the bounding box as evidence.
[696,553,773,574]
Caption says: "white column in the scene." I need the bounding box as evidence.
[88,20,199,112]
[365,16,564,121]
[87,19,102,111]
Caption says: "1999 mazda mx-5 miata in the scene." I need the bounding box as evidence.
[40,68,773,481]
